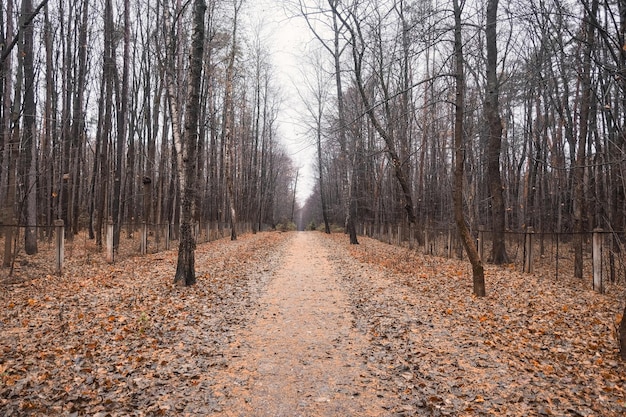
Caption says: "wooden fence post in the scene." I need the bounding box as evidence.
[54,219,64,275]
[523,227,534,273]
[593,228,603,293]
[106,219,114,263]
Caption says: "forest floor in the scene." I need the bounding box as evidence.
[1,231,626,416]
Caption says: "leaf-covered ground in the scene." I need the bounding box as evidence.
[0,232,289,416]
[328,234,626,416]
[1,231,625,416]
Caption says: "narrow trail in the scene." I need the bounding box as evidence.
[218,232,386,416]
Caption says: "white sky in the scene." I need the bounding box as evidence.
[243,0,318,205]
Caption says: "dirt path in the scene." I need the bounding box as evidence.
[217,232,387,416]
[3,231,624,416]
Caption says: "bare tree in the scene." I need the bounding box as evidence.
[331,1,417,230]
[296,49,332,233]
[484,0,507,263]
[297,0,358,243]
[453,0,485,297]
[174,0,206,286]
[573,0,598,278]
[19,0,37,255]
[2,0,16,267]
[222,0,244,241]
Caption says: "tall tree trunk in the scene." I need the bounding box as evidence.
[174,0,205,286]
[2,0,16,267]
[317,107,331,234]
[329,3,358,244]
[223,0,243,241]
[302,1,357,242]
[41,4,56,237]
[69,0,88,237]
[0,2,6,204]
[484,0,507,264]
[452,0,485,297]
[573,0,598,278]
[97,0,115,248]
[111,0,128,250]
[20,0,37,255]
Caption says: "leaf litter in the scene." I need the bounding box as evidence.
[1,232,288,416]
[1,231,625,416]
[328,234,626,416]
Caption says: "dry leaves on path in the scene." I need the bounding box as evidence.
[327,234,626,416]
[0,232,290,416]
[2,230,626,417]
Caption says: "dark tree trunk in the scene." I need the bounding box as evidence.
[317,115,331,234]
[573,0,598,278]
[20,0,37,255]
[174,0,205,286]
[2,0,15,267]
[484,0,507,264]
[111,0,128,250]
[452,0,485,297]
[222,1,243,241]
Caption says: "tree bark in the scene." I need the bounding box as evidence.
[453,0,485,297]
[111,0,128,250]
[174,0,206,286]
[1,0,15,267]
[573,0,598,278]
[19,0,37,255]
[223,1,243,241]
[484,0,507,264]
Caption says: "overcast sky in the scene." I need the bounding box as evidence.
[243,0,318,205]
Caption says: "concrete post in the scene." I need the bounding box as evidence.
[593,228,603,293]
[106,219,114,263]
[54,219,64,275]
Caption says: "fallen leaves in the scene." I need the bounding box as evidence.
[2,230,626,416]
[0,232,288,416]
[331,233,626,416]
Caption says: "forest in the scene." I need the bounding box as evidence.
[0,0,299,274]
[2,0,626,413]
[2,0,626,299]
[294,0,626,296]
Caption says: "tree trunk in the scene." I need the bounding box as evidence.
[4,0,20,268]
[97,0,115,248]
[19,0,37,255]
[453,0,485,297]
[484,0,507,264]
[111,0,128,250]
[573,0,598,278]
[223,1,243,241]
[173,0,205,286]
[332,11,358,245]
[317,109,331,234]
